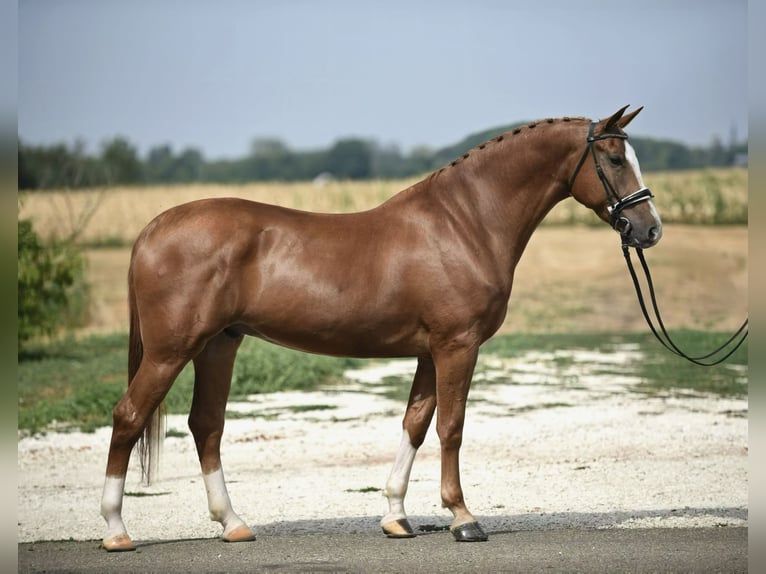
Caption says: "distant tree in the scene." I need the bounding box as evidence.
[17,126,749,190]
[403,145,436,176]
[174,147,204,182]
[18,140,38,189]
[246,138,299,180]
[706,135,730,166]
[101,137,142,184]
[145,144,175,182]
[298,149,328,180]
[18,139,109,189]
[629,138,692,171]
[370,142,405,179]
[326,138,373,179]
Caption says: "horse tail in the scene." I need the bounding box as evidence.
[128,265,165,486]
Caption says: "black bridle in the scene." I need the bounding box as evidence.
[570,121,748,366]
[567,121,654,233]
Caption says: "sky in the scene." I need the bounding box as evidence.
[18,0,747,159]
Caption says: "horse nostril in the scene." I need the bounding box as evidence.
[648,226,660,241]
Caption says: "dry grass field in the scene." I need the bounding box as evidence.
[19,168,748,335]
[18,168,746,245]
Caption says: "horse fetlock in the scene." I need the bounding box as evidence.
[449,511,477,530]
[380,509,408,526]
[383,483,407,501]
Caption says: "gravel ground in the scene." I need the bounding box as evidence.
[17,351,748,544]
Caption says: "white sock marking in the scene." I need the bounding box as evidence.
[101,476,128,539]
[381,430,418,525]
[203,468,248,535]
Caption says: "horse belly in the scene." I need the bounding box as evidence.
[237,271,429,358]
[242,299,427,358]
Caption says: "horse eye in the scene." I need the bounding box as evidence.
[608,155,623,167]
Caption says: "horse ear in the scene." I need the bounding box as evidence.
[603,105,631,130]
[617,105,643,129]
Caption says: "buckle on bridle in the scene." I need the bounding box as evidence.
[607,187,654,229]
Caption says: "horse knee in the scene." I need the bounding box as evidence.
[403,415,430,449]
[436,421,464,451]
[402,398,436,448]
[110,396,144,446]
[188,414,223,465]
[188,412,212,438]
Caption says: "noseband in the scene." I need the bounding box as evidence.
[567,122,654,233]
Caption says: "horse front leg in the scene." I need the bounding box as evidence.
[381,356,437,538]
[189,332,255,543]
[433,343,488,542]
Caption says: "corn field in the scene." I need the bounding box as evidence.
[19,167,747,246]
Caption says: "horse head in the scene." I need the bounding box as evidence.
[568,105,662,248]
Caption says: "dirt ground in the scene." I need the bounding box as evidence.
[83,224,747,335]
[18,349,747,545]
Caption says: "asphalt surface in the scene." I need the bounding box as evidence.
[18,527,747,573]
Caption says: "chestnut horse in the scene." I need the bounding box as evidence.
[100,105,661,550]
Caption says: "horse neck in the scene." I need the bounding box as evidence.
[422,119,587,269]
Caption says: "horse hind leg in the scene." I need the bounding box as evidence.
[101,357,186,551]
[381,356,437,538]
[189,331,254,543]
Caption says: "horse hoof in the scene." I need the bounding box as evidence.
[451,521,489,542]
[382,518,416,538]
[101,533,136,552]
[223,524,256,543]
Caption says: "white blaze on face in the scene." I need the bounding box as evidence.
[624,141,645,187]
[625,140,662,227]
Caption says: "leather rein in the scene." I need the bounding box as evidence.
[569,122,748,366]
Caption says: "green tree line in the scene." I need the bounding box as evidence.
[18,125,747,190]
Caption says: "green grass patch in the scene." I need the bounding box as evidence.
[124,491,171,497]
[507,402,573,416]
[368,375,413,402]
[18,333,132,433]
[230,338,362,398]
[345,486,382,493]
[630,330,748,397]
[482,330,747,397]
[284,404,337,413]
[18,329,746,434]
[18,333,361,434]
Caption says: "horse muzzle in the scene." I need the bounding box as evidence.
[615,216,662,248]
[609,187,662,248]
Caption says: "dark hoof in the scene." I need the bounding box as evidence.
[451,521,489,542]
[382,518,416,538]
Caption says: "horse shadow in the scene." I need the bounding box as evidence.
[129,506,746,549]
[251,505,747,538]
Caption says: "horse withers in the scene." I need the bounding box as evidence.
[100,105,661,550]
